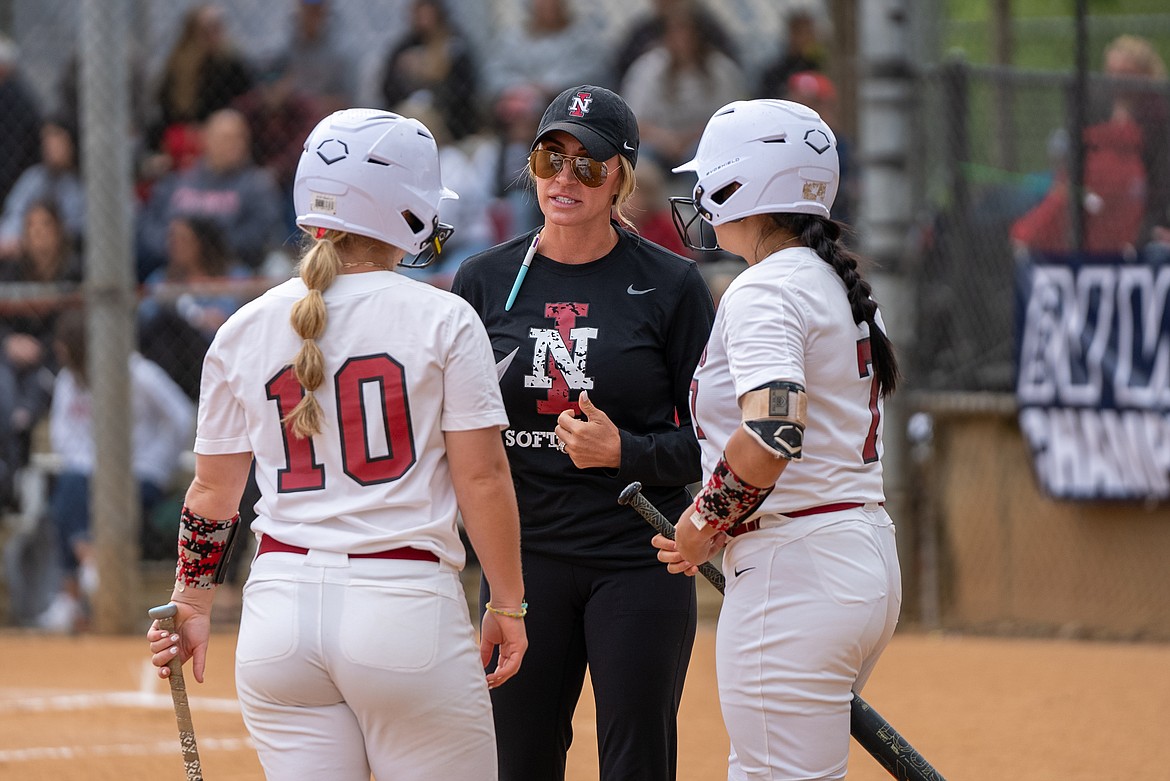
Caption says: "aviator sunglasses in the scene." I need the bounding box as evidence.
[528,149,610,188]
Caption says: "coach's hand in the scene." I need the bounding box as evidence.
[480,611,528,689]
[555,391,621,470]
[147,598,213,684]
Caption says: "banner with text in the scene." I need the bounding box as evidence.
[1016,255,1170,500]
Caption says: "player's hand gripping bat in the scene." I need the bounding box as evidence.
[618,481,947,781]
[148,603,205,781]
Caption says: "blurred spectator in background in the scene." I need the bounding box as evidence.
[142,216,243,335]
[611,0,736,86]
[484,84,547,243]
[145,3,254,178]
[0,202,79,502]
[277,0,355,115]
[1,201,82,287]
[0,116,85,260]
[483,0,602,101]
[626,157,690,257]
[380,0,481,141]
[137,109,286,280]
[1013,35,1167,257]
[621,3,746,171]
[231,55,325,235]
[1099,34,1170,248]
[757,3,827,100]
[36,308,194,632]
[1010,118,1147,255]
[139,216,244,399]
[0,34,43,209]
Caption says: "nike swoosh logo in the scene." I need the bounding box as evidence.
[495,347,519,381]
[627,285,656,295]
[733,566,756,577]
[623,141,636,151]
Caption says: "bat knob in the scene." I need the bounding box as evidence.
[148,603,179,621]
[617,482,643,506]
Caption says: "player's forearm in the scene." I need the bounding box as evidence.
[446,428,525,605]
[723,426,790,489]
[462,498,525,607]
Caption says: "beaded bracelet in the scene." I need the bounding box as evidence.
[485,601,528,619]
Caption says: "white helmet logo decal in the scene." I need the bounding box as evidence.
[316,139,349,165]
[803,129,831,155]
[802,181,828,202]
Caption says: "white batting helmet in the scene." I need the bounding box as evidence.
[673,99,839,225]
[294,108,457,261]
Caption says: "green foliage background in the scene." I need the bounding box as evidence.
[944,0,1170,70]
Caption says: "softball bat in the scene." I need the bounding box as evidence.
[148,602,205,781]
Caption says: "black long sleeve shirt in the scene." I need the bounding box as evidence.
[451,225,715,566]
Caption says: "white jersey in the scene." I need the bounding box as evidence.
[690,246,885,514]
[195,271,507,568]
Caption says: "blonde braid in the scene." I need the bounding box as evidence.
[284,231,344,438]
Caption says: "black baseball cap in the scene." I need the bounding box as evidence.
[532,85,639,167]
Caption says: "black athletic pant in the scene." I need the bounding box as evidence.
[482,550,697,781]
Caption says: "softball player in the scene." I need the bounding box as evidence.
[655,99,903,780]
[147,108,527,781]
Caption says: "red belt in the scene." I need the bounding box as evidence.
[727,502,883,538]
[257,535,439,562]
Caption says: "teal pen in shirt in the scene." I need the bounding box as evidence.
[504,232,541,311]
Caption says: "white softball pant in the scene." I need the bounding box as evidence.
[717,506,902,781]
[234,548,497,781]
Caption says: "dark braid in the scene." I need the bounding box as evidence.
[766,214,900,397]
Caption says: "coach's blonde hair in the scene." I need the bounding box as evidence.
[611,156,638,231]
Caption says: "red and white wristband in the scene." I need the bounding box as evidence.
[175,505,241,589]
[689,453,774,534]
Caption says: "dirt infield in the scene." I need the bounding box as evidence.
[2,617,1168,781]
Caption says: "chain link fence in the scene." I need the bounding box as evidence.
[913,59,1170,394]
[0,0,793,631]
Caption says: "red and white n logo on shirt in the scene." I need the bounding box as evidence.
[525,303,596,415]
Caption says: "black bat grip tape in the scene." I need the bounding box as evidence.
[617,481,727,593]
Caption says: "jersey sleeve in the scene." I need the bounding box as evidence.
[440,301,509,432]
[721,273,809,400]
[193,337,252,455]
[613,261,714,486]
